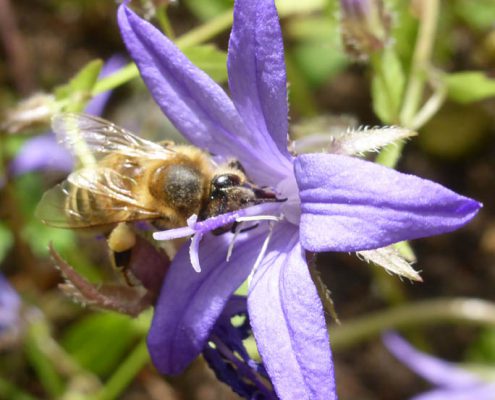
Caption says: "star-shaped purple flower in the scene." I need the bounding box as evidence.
[118,1,480,398]
[384,332,495,400]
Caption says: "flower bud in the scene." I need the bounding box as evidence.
[340,0,392,60]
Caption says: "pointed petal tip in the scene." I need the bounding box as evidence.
[461,198,482,216]
[296,154,483,252]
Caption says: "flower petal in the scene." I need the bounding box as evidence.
[148,226,271,374]
[10,133,74,175]
[411,384,495,400]
[248,224,337,399]
[295,153,481,252]
[383,332,482,388]
[117,5,283,185]
[228,0,292,167]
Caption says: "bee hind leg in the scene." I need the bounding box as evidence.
[107,223,140,286]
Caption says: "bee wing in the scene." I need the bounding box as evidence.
[36,167,161,228]
[52,113,174,163]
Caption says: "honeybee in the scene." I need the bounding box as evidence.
[36,113,278,278]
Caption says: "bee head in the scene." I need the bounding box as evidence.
[200,166,280,225]
[211,173,243,191]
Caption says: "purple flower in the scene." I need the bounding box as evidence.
[9,55,126,177]
[118,1,480,398]
[0,274,22,347]
[384,332,495,400]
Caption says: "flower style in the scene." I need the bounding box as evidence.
[118,0,480,398]
[384,332,495,400]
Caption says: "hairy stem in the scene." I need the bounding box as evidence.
[95,339,150,400]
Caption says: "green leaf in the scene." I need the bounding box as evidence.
[288,16,347,88]
[182,45,228,83]
[55,59,103,112]
[62,313,140,377]
[293,43,348,87]
[444,72,495,104]
[454,0,495,31]
[371,48,406,124]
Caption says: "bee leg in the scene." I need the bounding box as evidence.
[108,222,136,253]
[112,250,139,287]
[227,159,246,173]
[107,223,139,286]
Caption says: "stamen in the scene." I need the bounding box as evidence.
[227,215,282,263]
[189,232,204,273]
[247,222,275,286]
[226,223,244,262]
[236,215,282,223]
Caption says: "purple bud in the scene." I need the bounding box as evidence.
[340,0,392,60]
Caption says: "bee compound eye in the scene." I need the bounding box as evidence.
[213,174,241,189]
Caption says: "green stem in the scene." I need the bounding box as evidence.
[399,0,440,126]
[375,138,405,168]
[371,51,401,126]
[156,5,175,39]
[331,297,495,350]
[92,8,234,97]
[376,2,440,168]
[410,78,447,130]
[25,320,65,398]
[95,339,149,400]
[175,8,233,48]
[92,63,138,96]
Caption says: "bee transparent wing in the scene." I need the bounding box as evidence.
[36,167,161,228]
[52,113,174,163]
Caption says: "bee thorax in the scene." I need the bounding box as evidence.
[150,163,205,217]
